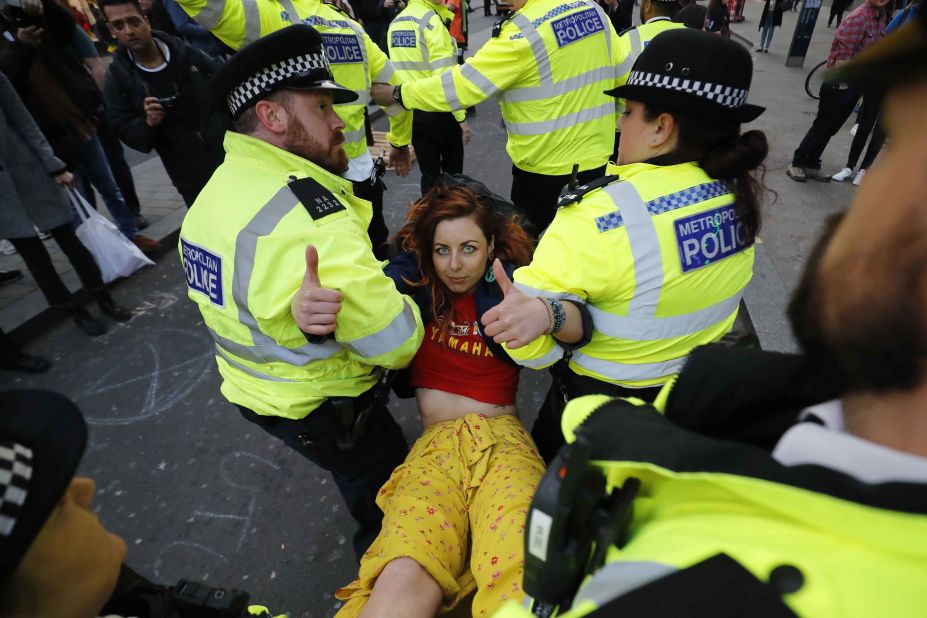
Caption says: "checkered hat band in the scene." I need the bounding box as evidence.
[0,442,32,539]
[626,70,749,109]
[227,52,331,115]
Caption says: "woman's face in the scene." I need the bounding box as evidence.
[432,216,493,296]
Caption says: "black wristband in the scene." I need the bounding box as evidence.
[392,84,406,109]
[302,331,330,344]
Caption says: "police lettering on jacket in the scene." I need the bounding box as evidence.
[181,239,224,306]
[322,33,363,63]
[674,203,751,272]
[550,8,605,48]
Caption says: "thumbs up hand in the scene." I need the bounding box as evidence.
[292,244,344,336]
[480,259,552,349]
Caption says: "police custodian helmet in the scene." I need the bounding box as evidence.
[211,24,359,119]
[606,28,766,123]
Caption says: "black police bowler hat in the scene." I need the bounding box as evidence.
[606,28,766,123]
[827,2,926,85]
[0,390,88,584]
[211,24,359,119]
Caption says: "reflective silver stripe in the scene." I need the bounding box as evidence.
[506,102,614,135]
[588,293,742,341]
[441,69,461,110]
[190,0,226,31]
[353,90,371,105]
[515,342,564,369]
[628,28,642,58]
[341,299,419,358]
[215,346,297,382]
[572,352,686,382]
[374,62,395,83]
[207,325,339,365]
[499,65,618,103]
[393,60,435,71]
[575,562,678,607]
[514,281,584,304]
[242,0,262,45]
[430,56,456,69]
[231,189,342,366]
[605,182,661,318]
[616,49,637,76]
[342,127,367,145]
[384,103,403,117]
[460,63,498,98]
[418,10,435,65]
[344,20,371,90]
[277,0,299,23]
[511,13,552,83]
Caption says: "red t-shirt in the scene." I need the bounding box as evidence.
[410,292,519,405]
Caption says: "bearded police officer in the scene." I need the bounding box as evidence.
[179,26,424,559]
[496,7,927,615]
[175,0,412,260]
[482,29,768,461]
[372,0,623,232]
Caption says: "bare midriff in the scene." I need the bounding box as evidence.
[416,388,518,427]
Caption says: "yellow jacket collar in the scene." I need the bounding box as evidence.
[605,160,701,179]
[223,131,354,196]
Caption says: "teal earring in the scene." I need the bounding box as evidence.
[484,263,496,283]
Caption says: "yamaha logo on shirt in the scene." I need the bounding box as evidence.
[550,8,604,48]
[322,33,364,64]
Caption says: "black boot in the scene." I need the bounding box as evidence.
[0,352,51,373]
[67,304,107,337]
[94,291,133,322]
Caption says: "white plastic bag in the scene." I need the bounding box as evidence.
[70,188,154,283]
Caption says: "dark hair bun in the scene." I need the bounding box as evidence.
[701,130,769,180]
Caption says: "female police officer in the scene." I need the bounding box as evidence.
[482,28,770,461]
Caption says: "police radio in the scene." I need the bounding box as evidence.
[523,433,641,614]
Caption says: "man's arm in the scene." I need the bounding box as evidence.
[174,0,275,49]
[103,68,157,152]
[363,28,413,163]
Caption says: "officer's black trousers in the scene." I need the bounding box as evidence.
[510,164,607,233]
[352,179,390,261]
[412,110,464,196]
[532,367,662,464]
[238,399,408,560]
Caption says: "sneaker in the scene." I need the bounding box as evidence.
[853,169,866,186]
[0,270,22,286]
[133,235,161,254]
[831,167,854,182]
[135,214,150,230]
[850,123,859,136]
[0,239,16,255]
[806,168,831,182]
[786,165,807,182]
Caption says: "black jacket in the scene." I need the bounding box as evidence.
[103,31,221,154]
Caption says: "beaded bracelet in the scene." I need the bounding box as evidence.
[541,297,566,335]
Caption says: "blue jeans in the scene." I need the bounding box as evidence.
[73,132,137,239]
[760,23,775,49]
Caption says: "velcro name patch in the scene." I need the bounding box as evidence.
[288,177,347,221]
[322,33,364,63]
[674,203,751,272]
[391,30,417,48]
[181,238,224,307]
[550,8,604,48]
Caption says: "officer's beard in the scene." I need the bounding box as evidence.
[284,115,349,175]
[788,212,927,395]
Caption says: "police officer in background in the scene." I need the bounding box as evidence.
[611,0,685,158]
[482,29,768,461]
[387,0,471,195]
[498,7,927,614]
[174,0,412,260]
[372,0,622,231]
[179,26,424,558]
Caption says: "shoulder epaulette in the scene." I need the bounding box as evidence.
[618,25,637,37]
[557,175,621,208]
[287,176,347,221]
[492,11,515,37]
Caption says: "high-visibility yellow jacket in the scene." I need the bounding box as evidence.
[614,17,686,117]
[387,0,466,123]
[493,396,927,617]
[505,161,754,388]
[400,0,621,176]
[175,0,412,159]
[179,132,423,419]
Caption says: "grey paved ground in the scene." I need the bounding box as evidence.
[0,2,870,615]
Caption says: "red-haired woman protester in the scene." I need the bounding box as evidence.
[299,185,546,616]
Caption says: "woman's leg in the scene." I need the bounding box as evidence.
[8,235,74,307]
[762,23,775,49]
[48,223,104,292]
[845,93,881,169]
[469,416,545,615]
[335,421,472,616]
[859,121,886,171]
